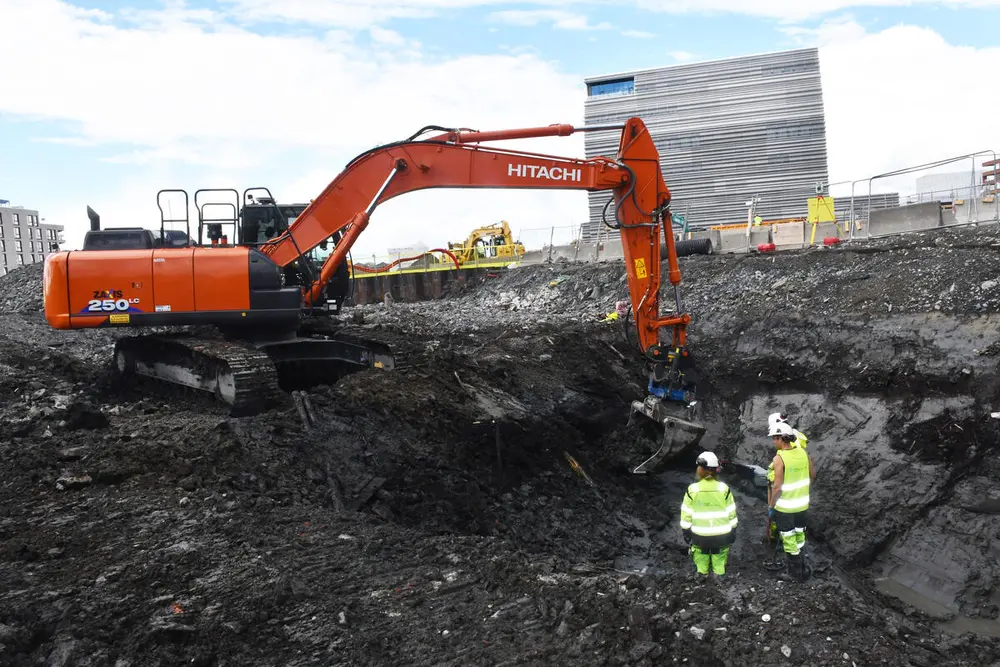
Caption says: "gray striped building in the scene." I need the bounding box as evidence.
[582,48,830,241]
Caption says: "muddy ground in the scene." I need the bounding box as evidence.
[3,224,1000,666]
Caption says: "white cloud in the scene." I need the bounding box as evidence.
[488,9,614,29]
[668,50,695,61]
[221,0,571,28]
[621,29,657,38]
[633,0,1000,21]
[793,19,1000,197]
[370,26,409,45]
[0,0,590,254]
[221,0,1000,27]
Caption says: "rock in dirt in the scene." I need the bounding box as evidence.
[55,473,92,491]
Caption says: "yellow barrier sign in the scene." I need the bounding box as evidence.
[808,196,836,224]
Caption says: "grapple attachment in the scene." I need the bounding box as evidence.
[629,395,706,474]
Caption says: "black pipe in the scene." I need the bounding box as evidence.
[86,206,100,231]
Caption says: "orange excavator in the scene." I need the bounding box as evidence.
[42,117,704,473]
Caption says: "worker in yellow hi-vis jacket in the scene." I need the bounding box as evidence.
[679,451,739,576]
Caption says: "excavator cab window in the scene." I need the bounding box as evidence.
[152,229,191,248]
[82,228,156,251]
[240,202,308,246]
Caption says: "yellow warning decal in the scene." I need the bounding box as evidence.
[634,258,647,279]
[109,314,130,325]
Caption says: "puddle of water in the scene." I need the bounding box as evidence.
[875,578,1000,638]
[939,615,1000,638]
[875,578,954,618]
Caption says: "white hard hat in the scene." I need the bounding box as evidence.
[768,412,788,428]
[696,451,720,469]
[768,421,795,438]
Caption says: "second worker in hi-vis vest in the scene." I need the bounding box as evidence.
[679,451,739,577]
[768,421,816,581]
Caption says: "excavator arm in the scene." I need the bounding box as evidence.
[259,117,704,471]
[260,118,688,356]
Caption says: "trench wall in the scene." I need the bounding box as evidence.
[351,267,494,305]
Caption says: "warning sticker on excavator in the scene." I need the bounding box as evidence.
[634,258,647,279]
[109,314,130,324]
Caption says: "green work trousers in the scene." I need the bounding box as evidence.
[774,510,808,556]
[691,545,729,575]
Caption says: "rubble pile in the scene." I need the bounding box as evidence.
[1,224,1000,666]
[356,222,1000,335]
[0,261,45,313]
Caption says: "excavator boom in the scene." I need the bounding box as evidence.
[43,117,704,469]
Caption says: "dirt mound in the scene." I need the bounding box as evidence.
[0,262,45,313]
[3,224,1000,665]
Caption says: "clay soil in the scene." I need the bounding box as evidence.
[3,224,1000,666]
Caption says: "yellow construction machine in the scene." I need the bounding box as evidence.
[447,220,525,266]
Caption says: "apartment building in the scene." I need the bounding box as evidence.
[0,200,65,275]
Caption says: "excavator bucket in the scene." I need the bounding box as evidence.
[628,395,706,474]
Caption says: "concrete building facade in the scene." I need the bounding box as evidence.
[581,48,830,241]
[0,201,65,275]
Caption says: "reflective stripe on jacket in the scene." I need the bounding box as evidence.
[774,447,810,513]
[680,478,738,540]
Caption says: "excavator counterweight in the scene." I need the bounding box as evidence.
[43,117,706,470]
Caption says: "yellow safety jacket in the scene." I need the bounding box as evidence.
[680,478,738,548]
[774,447,810,514]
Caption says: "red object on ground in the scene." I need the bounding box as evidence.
[757,243,776,252]
[823,237,841,246]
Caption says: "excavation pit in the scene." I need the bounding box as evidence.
[3,225,1000,665]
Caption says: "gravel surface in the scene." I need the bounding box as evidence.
[1,224,1000,665]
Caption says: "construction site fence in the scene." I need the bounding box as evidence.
[689,149,1000,254]
[848,150,1000,241]
[354,149,1000,273]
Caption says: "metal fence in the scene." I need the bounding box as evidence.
[842,150,1000,241]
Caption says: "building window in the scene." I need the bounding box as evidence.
[49,242,59,252]
[587,77,635,97]
[12,213,18,224]
[17,255,23,265]
[15,240,22,252]
[30,254,36,263]
[0,240,5,252]
[14,227,20,238]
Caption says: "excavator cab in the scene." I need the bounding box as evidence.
[237,192,352,314]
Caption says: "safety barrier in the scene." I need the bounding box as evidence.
[355,149,1000,273]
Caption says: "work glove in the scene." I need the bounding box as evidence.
[682,529,692,544]
[768,508,776,520]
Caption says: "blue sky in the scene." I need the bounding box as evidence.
[1,0,999,254]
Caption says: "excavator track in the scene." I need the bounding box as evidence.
[113,334,288,417]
